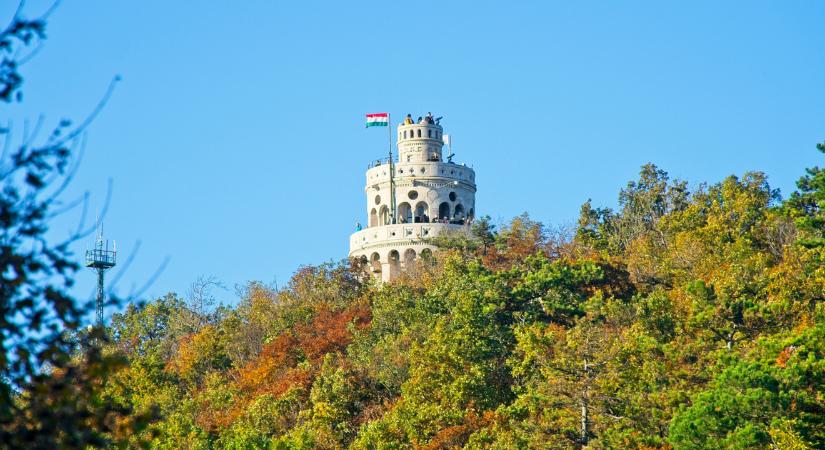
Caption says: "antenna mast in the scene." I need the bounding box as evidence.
[85,225,116,326]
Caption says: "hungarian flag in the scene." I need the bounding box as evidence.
[365,112,389,127]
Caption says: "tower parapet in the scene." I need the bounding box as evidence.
[350,113,476,282]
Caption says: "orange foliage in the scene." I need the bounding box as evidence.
[235,303,369,391]
[237,332,300,390]
[294,303,371,360]
[165,328,213,378]
[201,303,371,431]
[165,332,194,376]
[775,345,796,368]
[481,216,546,271]
[418,410,498,450]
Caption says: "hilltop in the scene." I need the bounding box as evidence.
[99,156,825,448]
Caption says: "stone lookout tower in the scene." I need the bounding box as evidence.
[349,113,477,281]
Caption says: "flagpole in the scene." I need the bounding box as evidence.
[388,113,396,224]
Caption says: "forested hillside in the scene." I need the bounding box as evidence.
[2,4,823,449]
[100,155,825,449]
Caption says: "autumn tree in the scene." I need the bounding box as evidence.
[0,3,152,447]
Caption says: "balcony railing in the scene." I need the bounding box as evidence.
[85,248,116,268]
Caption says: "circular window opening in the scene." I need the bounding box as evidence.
[374,195,381,205]
[449,192,457,201]
[408,190,419,200]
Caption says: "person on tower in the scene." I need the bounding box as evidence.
[404,114,414,125]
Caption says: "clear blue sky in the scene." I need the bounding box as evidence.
[5,1,824,310]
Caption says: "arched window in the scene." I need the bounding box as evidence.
[438,202,450,221]
[468,207,474,219]
[379,205,390,225]
[370,252,381,274]
[415,201,429,223]
[369,208,378,227]
[398,202,412,223]
[420,248,433,261]
[388,250,400,277]
[428,129,432,138]
[417,129,421,138]
[454,204,465,219]
[404,248,416,267]
[403,130,407,139]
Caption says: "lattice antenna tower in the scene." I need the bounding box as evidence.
[85,222,116,326]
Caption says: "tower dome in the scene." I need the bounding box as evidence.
[350,113,477,281]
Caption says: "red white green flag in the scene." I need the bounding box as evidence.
[365,112,389,127]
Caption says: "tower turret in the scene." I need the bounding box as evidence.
[397,112,444,163]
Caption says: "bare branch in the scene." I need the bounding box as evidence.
[0,1,26,36]
[52,76,121,147]
[67,177,113,243]
[44,133,87,211]
[127,256,171,301]
[107,239,140,291]
[0,120,11,164]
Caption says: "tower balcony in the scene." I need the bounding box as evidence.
[349,222,467,256]
[365,160,475,188]
[85,247,116,269]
